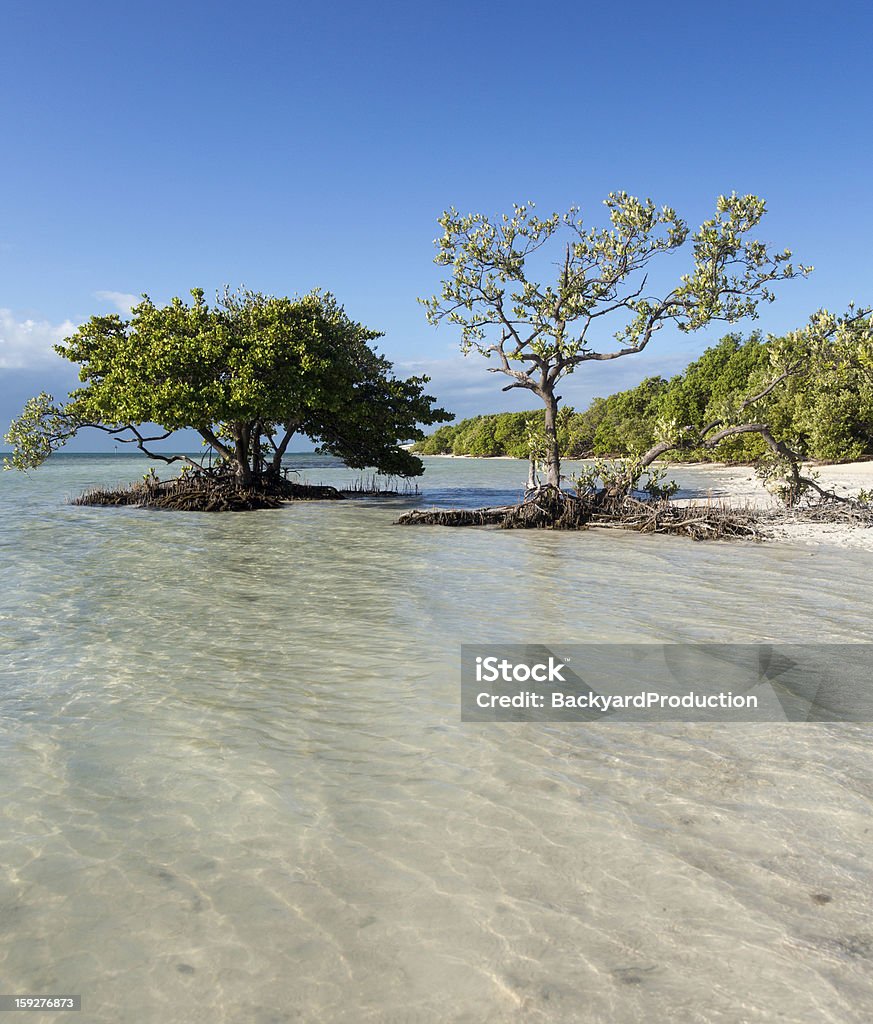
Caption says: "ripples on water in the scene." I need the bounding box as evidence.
[1,454,872,1022]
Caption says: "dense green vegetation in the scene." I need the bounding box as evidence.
[6,288,451,483]
[414,331,873,463]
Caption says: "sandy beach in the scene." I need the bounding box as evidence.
[671,459,873,550]
[426,454,873,550]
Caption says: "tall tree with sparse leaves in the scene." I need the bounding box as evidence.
[422,192,810,488]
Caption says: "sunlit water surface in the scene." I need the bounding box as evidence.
[1,454,872,1023]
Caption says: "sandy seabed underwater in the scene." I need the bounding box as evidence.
[1,454,872,1023]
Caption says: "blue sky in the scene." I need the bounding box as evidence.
[2,0,871,450]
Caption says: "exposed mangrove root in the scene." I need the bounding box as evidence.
[339,474,420,497]
[144,487,284,511]
[586,498,763,540]
[396,488,871,541]
[502,487,593,530]
[273,480,345,501]
[73,474,347,512]
[755,501,873,528]
[398,506,516,527]
[398,499,759,539]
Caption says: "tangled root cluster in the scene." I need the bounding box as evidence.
[73,474,345,512]
[398,487,763,540]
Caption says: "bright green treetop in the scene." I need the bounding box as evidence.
[5,288,451,481]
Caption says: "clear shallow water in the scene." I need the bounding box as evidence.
[1,454,873,1023]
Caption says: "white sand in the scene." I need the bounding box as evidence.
[423,453,873,549]
[676,460,873,551]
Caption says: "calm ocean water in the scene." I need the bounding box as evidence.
[2,454,872,1023]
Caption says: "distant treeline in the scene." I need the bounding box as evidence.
[414,332,873,462]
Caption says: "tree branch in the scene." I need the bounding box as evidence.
[197,426,235,463]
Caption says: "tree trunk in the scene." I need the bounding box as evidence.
[235,456,252,487]
[542,390,561,488]
[234,425,252,487]
[268,422,299,479]
[251,422,262,481]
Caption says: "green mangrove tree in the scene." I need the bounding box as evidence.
[422,192,809,488]
[5,288,451,487]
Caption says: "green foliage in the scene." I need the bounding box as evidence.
[5,289,452,479]
[570,457,678,500]
[524,416,551,484]
[754,453,813,507]
[423,193,807,364]
[2,393,79,471]
[656,334,773,460]
[414,410,542,458]
[590,377,668,455]
[422,192,808,486]
[413,318,873,465]
[562,397,607,456]
[641,466,681,500]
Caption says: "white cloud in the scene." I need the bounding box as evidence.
[398,354,507,416]
[0,309,76,369]
[94,290,139,313]
[0,291,139,370]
